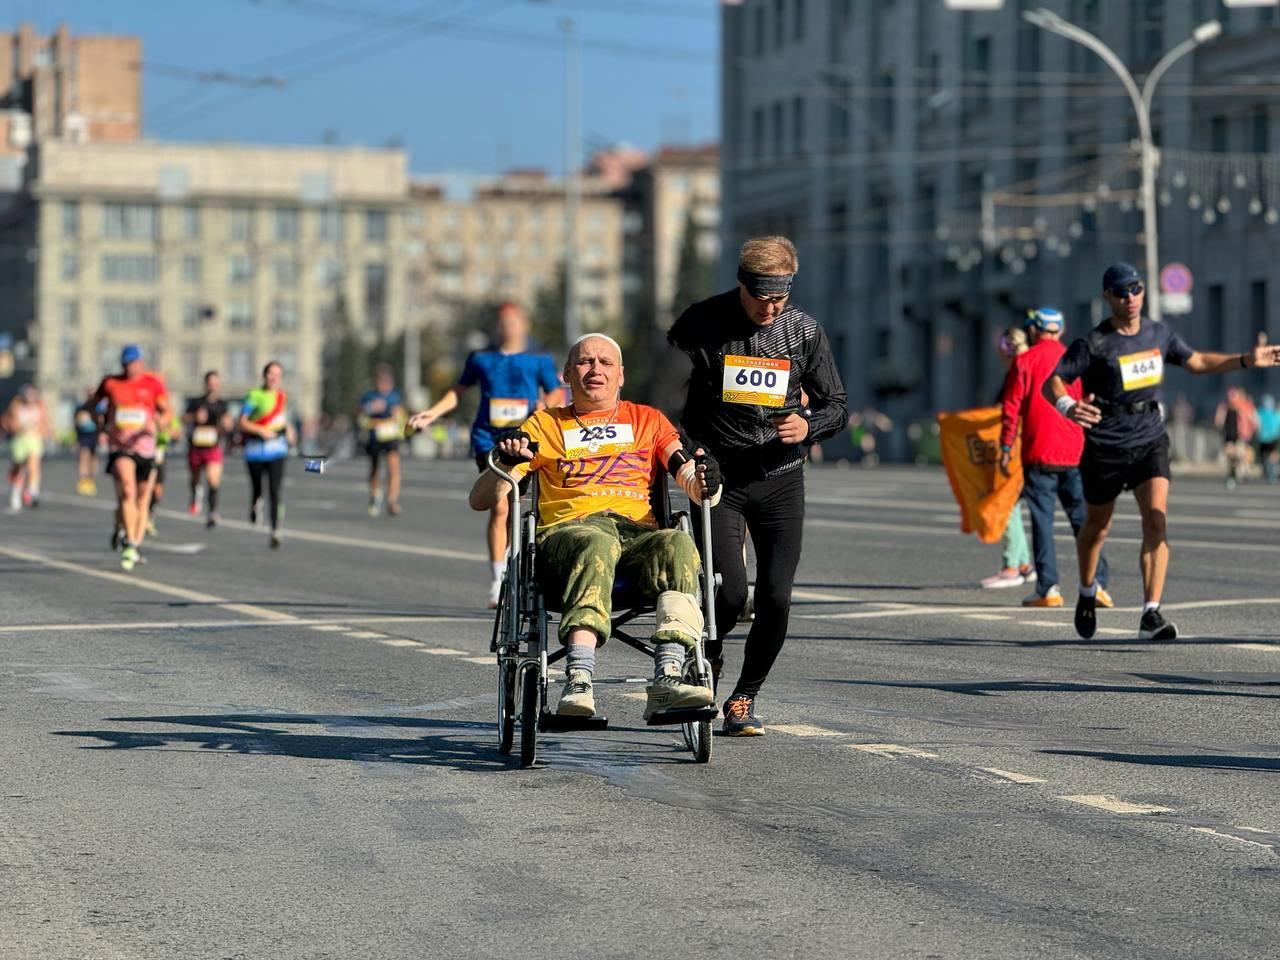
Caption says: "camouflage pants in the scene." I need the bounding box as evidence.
[537,512,700,645]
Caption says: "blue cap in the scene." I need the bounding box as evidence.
[1102,262,1142,291]
[1028,307,1064,332]
[120,344,143,365]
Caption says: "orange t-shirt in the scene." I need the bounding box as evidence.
[508,401,683,530]
[95,372,168,457]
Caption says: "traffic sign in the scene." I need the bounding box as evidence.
[1160,263,1193,295]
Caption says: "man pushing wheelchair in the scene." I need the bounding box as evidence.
[468,333,721,721]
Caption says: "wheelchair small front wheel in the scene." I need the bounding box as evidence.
[686,717,713,763]
[520,665,540,768]
[497,658,516,755]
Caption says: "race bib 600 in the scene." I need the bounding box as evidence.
[722,355,791,407]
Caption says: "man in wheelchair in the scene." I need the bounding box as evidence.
[469,333,722,721]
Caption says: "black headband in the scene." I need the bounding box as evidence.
[737,267,794,298]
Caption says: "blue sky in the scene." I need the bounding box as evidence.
[10,0,719,175]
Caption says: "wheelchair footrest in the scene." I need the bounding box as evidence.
[645,707,718,727]
[539,712,610,732]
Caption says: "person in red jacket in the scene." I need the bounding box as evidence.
[999,308,1111,609]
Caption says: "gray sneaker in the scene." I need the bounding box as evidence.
[557,670,596,717]
[644,668,714,720]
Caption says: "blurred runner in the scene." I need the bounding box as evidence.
[185,371,231,528]
[1257,395,1279,485]
[92,345,170,571]
[74,387,103,496]
[239,361,294,550]
[408,302,562,607]
[142,408,181,537]
[3,384,49,513]
[1046,263,1280,641]
[1214,386,1257,489]
[982,326,1034,589]
[357,363,406,517]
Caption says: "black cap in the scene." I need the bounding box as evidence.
[1102,262,1141,291]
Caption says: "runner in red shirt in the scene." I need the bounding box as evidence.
[92,345,170,571]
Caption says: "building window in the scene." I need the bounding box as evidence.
[318,208,342,243]
[182,204,201,239]
[364,262,387,329]
[366,208,388,243]
[275,207,300,243]
[102,254,158,284]
[275,258,300,288]
[792,96,805,153]
[61,252,79,281]
[229,255,255,286]
[62,201,80,238]
[61,337,79,379]
[102,299,159,329]
[501,241,518,259]
[275,348,297,377]
[183,302,204,330]
[182,256,201,284]
[774,0,785,51]
[1253,107,1271,154]
[227,348,253,383]
[227,300,254,330]
[1208,283,1225,351]
[182,346,201,381]
[753,4,766,56]
[794,0,804,42]
[272,300,300,331]
[102,202,157,239]
[316,258,342,286]
[230,206,254,242]
[60,299,79,329]
[1211,114,1229,153]
[772,101,785,159]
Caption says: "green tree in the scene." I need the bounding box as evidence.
[671,208,716,318]
[320,292,368,418]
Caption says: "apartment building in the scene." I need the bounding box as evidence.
[28,140,409,421]
[409,170,624,341]
[721,0,1280,442]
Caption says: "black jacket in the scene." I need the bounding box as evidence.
[666,289,848,478]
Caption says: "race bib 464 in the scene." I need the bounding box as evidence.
[722,355,791,407]
[1119,349,1163,392]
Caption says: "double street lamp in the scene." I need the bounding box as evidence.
[1022,8,1222,321]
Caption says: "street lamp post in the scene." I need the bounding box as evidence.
[1022,8,1222,322]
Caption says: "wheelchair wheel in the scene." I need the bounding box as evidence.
[685,717,712,763]
[497,659,516,755]
[520,666,540,768]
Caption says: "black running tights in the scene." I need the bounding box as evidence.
[247,459,285,531]
[696,467,805,699]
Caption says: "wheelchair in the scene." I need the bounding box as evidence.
[487,448,719,768]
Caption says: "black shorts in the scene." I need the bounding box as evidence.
[367,440,401,459]
[1081,435,1171,505]
[76,433,99,452]
[475,450,531,494]
[1260,440,1277,458]
[107,451,155,485]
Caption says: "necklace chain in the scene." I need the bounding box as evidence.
[570,398,621,451]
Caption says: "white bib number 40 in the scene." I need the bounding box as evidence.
[1118,348,1163,392]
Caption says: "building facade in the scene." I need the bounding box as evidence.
[28,140,409,422]
[408,170,625,339]
[721,0,1280,449]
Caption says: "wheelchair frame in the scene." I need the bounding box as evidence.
[488,449,718,767]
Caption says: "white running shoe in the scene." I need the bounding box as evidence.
[980,568,1026,589]
[487,578,502,609]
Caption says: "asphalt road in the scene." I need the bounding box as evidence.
[3,455,1279,960]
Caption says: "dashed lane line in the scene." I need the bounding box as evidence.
[849,743,940,759]
[1231,643,1280,653]
[1059,795,1173,815]
[771,723,844,738]
[417,647,470,656]
[1190,827,1275,851]
[0,544,297,623]
[0,615,484,636]
[979,768,1048,784]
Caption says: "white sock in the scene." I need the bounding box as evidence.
[28,482,39,497]
[8,484,20,509]
[1079,582,1097,598]
[491,560,506,581]
[1143,601,1160,614]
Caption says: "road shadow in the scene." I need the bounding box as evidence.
[54,712,692,772]
[790,633,1265,652]
[815,677,1280,700]
[794,581,927,592]
[1041,749,1280,773]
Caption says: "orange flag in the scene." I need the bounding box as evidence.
[937,406,1022,544]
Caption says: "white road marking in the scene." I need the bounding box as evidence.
[1017,620,1063,628]
[965,614,1011,621]
[0,615,482,636]
[346,631,388,639]
[1190,827,1274,850]
[142,542,208,555]
[979,768,1047,784]
[1231,643,1280,653]
[849,743,939,759]
[0,544,297,623]
[800,596,1280,623]
[461,656,493,665]
[1095,628,1136,636]
[1059,795,1173,815]
[417,647,470,656]
[375,637,422,647]
[771,723,844,738]
[792,588,859,603]
[621,691,648,701]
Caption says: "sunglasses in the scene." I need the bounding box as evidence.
[749,290,790,304]
[1108,282,1144,299]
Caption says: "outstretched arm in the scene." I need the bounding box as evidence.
[1185,344,1280,375]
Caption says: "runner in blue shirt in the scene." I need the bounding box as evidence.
[1044,262,1280,641]
[409,302,562,607]
[356,363,406,517]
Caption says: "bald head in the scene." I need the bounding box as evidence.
[565,334,625,412]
